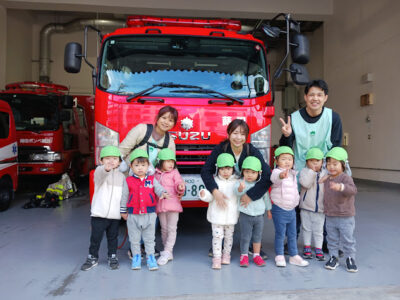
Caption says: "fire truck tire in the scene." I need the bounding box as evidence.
[0,178,13,212]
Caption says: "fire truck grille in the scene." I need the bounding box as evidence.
[175,144,216,174]
[18,146,48,162]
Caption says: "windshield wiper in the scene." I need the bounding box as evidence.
[126,82,204,102]
[169,88,244,105]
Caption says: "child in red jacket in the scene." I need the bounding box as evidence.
[155,148,185,265]
[120,148,167,271]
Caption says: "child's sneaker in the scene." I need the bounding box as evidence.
[302,246,312,259]
[325,256,339,270]
[131,254,141,270]
[253,255,266,267]
[81,255,98,271]
[249,246,268,260]
[157,251,173,266]
[346,257,358,273]
[108,254,119,270]
[240,255,249,267]
[147,254,159,271]
[289,255,309,267]
[221,253,231,265]
[275,255,286,267]
[315,248,325,261]
[212,257,222,270]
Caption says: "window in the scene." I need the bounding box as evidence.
[0,112,10,139]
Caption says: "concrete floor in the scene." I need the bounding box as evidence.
[1,179,400,300]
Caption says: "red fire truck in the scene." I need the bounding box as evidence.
[0,82,94,180]
[65,15,309,206]
[0,99,18,211]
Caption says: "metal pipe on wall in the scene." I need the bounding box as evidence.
[39,18,125,82]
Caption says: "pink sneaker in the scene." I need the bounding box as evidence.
[240,255,249,267]
[221,253,231,265]
[253,255,266,267]
[212,258,221,270]
[289,255,309,267]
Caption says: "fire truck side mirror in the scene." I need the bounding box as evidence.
[289,63,310,85]
[64,42,82,73]
[290,34,309,64]
[62,95,74,108]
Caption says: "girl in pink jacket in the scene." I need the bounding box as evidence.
[154,148,185,265]
[270,146,308,268]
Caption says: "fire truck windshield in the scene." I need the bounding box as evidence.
[1,94,60,131]
[99,36,269,98]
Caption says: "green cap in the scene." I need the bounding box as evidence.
[100,145,121,159]
[275,146,294,157]
[326,147,348,162]
[157,148,176,161]
[216,153,235,168]
[306,147,324,160]
[242,156,262,172]
[129,148,149,162]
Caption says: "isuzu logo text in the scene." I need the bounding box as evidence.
[170,132,211,140]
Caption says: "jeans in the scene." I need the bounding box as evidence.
[272,204,298,256]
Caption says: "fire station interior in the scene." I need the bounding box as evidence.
[1,1,399,299]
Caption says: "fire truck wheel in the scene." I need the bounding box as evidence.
[0,178,13,212]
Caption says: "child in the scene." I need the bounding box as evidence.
[81,145,125,271]
[235,156,272,267]
[270,146,309,267]
[322,147,358,272]
[120,148,168,271]
[154,148,185,265]
[199,153,239,270]
[299,147,327,261]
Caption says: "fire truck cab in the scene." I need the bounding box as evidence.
[0,99,18,211]
[0,82,94,180]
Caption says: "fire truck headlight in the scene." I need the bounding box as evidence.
[30,152,62,161]
[95,122,120,165]
[250,125,271,164]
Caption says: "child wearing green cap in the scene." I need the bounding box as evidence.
[234,156,272,268]
[154,148,185,265]
[270,146,309,268]
[321,147,358,272]
[120,148,168,271]
[199,153,239,270]
[81,145,125,271]
[299,147,328,261]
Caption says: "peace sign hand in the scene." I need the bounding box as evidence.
[279,116,292,137]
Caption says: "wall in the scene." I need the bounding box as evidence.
[324,0,400,183]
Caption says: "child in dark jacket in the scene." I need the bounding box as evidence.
[321,147,358,273]
[120,148,167,271]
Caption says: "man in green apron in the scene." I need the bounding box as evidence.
[279,79,343,253]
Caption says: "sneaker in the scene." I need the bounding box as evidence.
[339,249,344,258]
[240,255,249,267]
[131,254,141,270]
[325,256,339,270]
[289,255,309,267]
[157,251,173,266]
[147,254,159,271]
[212,257,221,270]
[275,255,286,267]
[221,253,231,265]
[108,254,119,270]
[249,246,268,260]
[253,255,266,267]
[208,247,213,257]
[81,255,98,271]
[346,257,358,273]
[315,248,325,261]
[303,246,313,259]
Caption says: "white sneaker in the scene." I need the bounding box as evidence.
[289,255,309,267]
[275,255,286,267]
[157,251,173,266]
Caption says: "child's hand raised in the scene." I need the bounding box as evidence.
[319,175,330,184]
[199,189,205,198]
[238,180,245,193]
[329,182,342,191]
[279,169,289,179]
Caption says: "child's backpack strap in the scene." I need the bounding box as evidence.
[132,124,153,151]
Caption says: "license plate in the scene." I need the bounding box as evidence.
[181,174,205,201]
